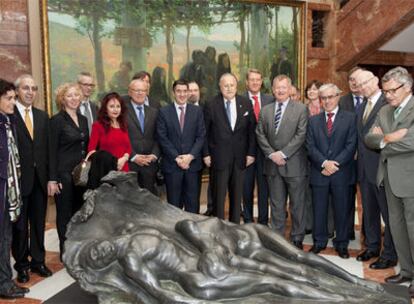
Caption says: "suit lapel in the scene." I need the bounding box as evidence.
[170,104,182,137]
[127,101,143,134]
[32,108,41,141]
[276,101,291,135]
[218,98,232,133]
[393,97,414,129]
[14,106,32,141]
[320,112,328,138]
[363,95,386,132]
[234,97,244,132]
[331,110,342,137]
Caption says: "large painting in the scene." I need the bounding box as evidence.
[41,0,305,113]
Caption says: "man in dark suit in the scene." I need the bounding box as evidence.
[12,75,52,283]
[204,73,256,224]
[127,78,160,195]
[307,83,357,259]
[256,75,308,248]
[157,80,205,213]
[77,72,98,134]
[339,66,364,240]
[354,70,397,269]
[365,67,414,297]
[122,71,161,110]
[242,68,272,225]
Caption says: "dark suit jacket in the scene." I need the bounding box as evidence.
[126,99,160,171]
[244,92,274,112]
[122,95,161,110]
[77,101,98,120]
[14,106,49,195]
[339,93,357,112]
[307,110,357,186]
[204,94,256,170]
[357,94,387,184]
[49,111,89,181]
[157,103,205,173]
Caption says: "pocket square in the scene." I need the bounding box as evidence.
[243,111,249,117]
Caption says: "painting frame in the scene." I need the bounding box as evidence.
[40,0,306,114]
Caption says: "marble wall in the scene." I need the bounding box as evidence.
[0,0,31,82]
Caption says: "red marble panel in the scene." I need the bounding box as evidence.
[0,45,31,82]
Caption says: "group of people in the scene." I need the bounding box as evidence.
[0,64,413,299]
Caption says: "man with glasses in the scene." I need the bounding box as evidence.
[307,83,357,259]
[353,70,397,270]
[365,67,414,298]
[77,72,98,134]
[339,66,365,241]
[126,79,160,195]
[12,75,52,283]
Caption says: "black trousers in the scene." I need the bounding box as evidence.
[55,172,85,255]
[0,200,14,293]
[12,176,47,271]
[132,164,158,196]
[212,162,245,224]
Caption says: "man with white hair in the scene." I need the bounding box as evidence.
[306,83,357,259]
[354,70,397,270]
[365,67,414,298]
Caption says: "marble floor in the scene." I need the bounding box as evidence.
[1,201,413,303]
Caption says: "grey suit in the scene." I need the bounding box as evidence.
[365,95,414,283]
[256,100,308,241]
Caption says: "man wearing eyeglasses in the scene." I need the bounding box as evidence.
[126,78,160,195]
[77,72,98,135]
[365,67,414,298]
[12,75,52,283]
[339,66,365,241]
[307,83,357,259]
[353,70,397,270]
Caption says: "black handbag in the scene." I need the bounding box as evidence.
[72,151,95,187]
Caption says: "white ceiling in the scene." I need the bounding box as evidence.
[379,22,414,53]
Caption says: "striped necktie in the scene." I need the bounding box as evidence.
[274,102,283,131]
[327,112,334,136]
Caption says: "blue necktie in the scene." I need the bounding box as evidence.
[226,100,232,128]
[274,102,283,131]
[355,96,361,113]
[137,106,144,133]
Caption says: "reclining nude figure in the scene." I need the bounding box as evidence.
[64,172,406,304]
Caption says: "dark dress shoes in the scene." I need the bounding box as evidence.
[13,285,30,294]
[17,269,30,283]
[385,273,412,284]
[292,240,303,250]
[369,257,397,270]
[309,245,325,254]
[336,247,350,259]
[356,249,380,262]
[31,264,53,277]
[203,210,213,216]
[0,286,26,299]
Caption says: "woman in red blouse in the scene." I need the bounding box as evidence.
[88,92,132,171]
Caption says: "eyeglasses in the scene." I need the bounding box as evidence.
[356,77,375,88]
[382,83,404,95]
[129,88,146,94]
[20,86,38,92]
[79,83,96,88]
[320,94,339,101]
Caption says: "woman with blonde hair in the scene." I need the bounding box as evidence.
[48,83,89,258]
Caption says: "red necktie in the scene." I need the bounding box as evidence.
[179,106,185,132]
[327,112,334,136]
[252,95,260,122]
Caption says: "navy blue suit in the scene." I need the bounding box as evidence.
[307,110,357,249]
[156,103,205,213]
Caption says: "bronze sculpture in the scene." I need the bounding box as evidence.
[63,172,406,303]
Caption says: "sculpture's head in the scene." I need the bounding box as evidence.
[85,240,118,269]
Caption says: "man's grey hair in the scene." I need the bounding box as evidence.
[77,71,93,83]
[319,83,342,95]
[219,73,238,83]
[381,66,413,88]
[14,74,34,88]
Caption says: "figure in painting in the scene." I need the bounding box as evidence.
[109,61,132,95]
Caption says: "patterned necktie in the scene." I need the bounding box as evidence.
[82,103,93,134]
[327,112,334,136]
[362,98,373,124]
[137,105,144,133]
[179,106,185,132]
[274,102,283,131]
[355,96,361,112]
[252,95,260,122]
[393,106,402,120]
[24,108,33,139]
[225,100,232,128]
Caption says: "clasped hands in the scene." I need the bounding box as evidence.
[134,154,157,167]
[176,154,194,170]
[322,160,339,176]
[270,151,286,166]
[372,126,408,144]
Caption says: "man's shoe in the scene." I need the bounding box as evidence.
[17,269,30,283]
[305,229,312,235]
[13,284,29,294]
[309,245,325,254]
[408,284,414,299]
[203,210,213,216]
[31,264,52,277]
[385,273,411,284]
[348,232,355,241]
[292,240,303,250]
[336,247,350,259]
[369,257,397,270]
[0,286,25,299]
[356,249,380,262]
